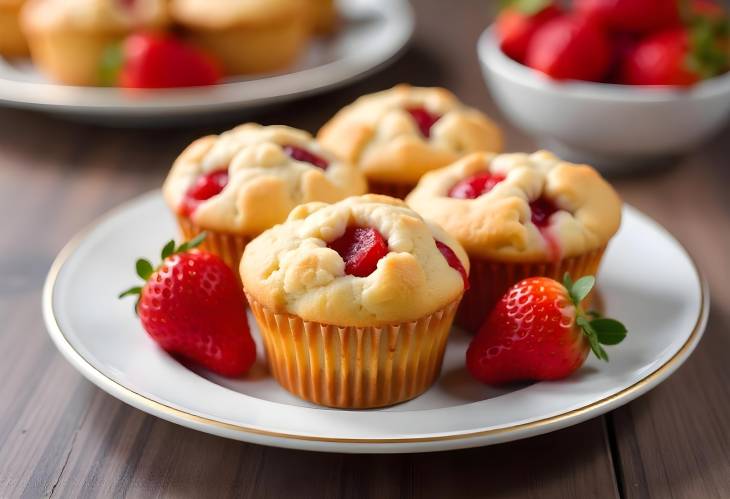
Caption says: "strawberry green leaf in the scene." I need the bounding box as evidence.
[177,232,207,253]
[161,240,176,260]
[591,318,628,345]
[562,272,574,292]
[136,258,154,281]
[587,310,603,320]
[570,276,595,305]
[577,316,609,362]
[118,286,142,299]
[500,0,552,15]
[99,43,124,87]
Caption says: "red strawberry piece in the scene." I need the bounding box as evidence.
[179,169,228,217]
[109,32,221,88]
[525,15,612,81]
[328,226,389,277]
[282,144,329,169]
[406,107,442,138]
[120,234,256,377]
[620,25,727,86]
[529,196,558,227]
[435,240,469,290]
[466,274,627,384]
[448,172,505,199]
[574,0,680,34]
[496,0,562,62]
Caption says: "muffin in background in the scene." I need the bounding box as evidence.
[406,151,622,332]
[162,123,367,275]
[0,0,28,57]
[21,0,169,86]
[317,84,503,199]
[309,0,337,34]
[170,0,309,75]
[241,195,469,408]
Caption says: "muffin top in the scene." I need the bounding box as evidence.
[240,195,470,326]
[22,0,168,32]
[163,124,367,236]
[170,0,306,29]
[317,84,503,185]
[405,151,622,262]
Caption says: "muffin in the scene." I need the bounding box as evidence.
[162,123,367,275]
[309,0,336,34]
[21,0,169,86]
[170,0,310,75]
[406,151,622,332]
[241,195,469,408]
[0,0,28,57]
[317,84,503,199]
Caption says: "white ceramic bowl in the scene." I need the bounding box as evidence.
[478,27,730,172]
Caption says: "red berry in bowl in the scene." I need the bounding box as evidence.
[496,0,562,63]
[574,0,680,34]
[119,234,256,377]
[525,15,612,81]
[405,107,442,138]
[466,274,627,385]
[328,227,389,277]
[180,169,228,217]
[448,172,505,199]
[282,145,329,169]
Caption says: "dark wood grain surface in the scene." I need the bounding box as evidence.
[1,1,729,497]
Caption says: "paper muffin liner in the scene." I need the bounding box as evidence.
[367,180,415,200]
[177,216,250,277]
[246,294,461,409]
[456,246,607,333]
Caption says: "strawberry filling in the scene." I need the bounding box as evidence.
[435,240,469,290]
[406,107,441,138]
[328,227,388,277]
[530,197,561,259]
[448,172,506,199]
[282,145,329,170]
[180,169,229,217]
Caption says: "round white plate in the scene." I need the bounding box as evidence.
[43,191,708,453]
[0,0,413,124]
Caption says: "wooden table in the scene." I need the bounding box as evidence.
[2,1,729,497]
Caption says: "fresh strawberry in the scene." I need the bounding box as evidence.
[574,0,680,34]
[496,0,562,62]
[405,107,442,138]
[119,234,256,377]
[328,226,389,277]
[620,25,728,86]
[466,274,627,384]
[448,172,505,199]
[101,32,221,88]
[525,15,613,81]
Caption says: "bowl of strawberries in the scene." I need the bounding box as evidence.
[479,0,730,171]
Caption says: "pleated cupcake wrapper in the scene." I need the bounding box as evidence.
[456,246,607,333]
[246,294,461,409]
[367,180,416,200]
[177,216,250,277]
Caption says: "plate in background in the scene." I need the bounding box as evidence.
[43,191,707,453]
[0,0,413,125]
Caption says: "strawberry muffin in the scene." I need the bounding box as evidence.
[310,0,336,34]
[0,0,28,57]
[317,84,503,199]
[240,195,469,408]
[170,0,309,75]
[21,0,169,86]
[406,151,622,332]
[162,123,367,274]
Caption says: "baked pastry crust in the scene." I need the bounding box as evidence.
[22,0,168,33]
[163,124,368,235]
[240,195,469,326]
[317,84,504,185]
[0,0,28,57]
[405,151,622,262]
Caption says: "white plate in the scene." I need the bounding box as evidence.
[0,0,413,125]
[43,191,708,453]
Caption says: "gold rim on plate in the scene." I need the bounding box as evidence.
[41,192,709,445]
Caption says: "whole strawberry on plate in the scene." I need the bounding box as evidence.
[495,0,563,62]
[466,274,627,385]
[101,32,222,88]
[119,233,256,376]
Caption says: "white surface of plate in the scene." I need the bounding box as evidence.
[0,0,413,123]
[43,192,708,453]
